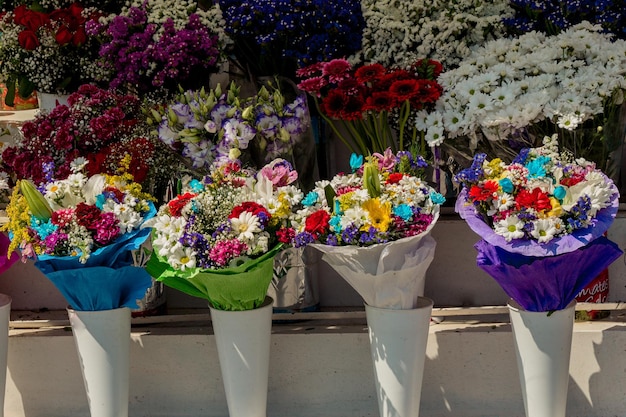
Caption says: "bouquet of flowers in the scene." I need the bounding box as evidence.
[297,58,444,157]
[87,0,230,95]
[151,80,311,176]
[355,0,513,70]
[145,158,304,311]
[503,0,626,38]
[289,149,445,309]
[2,165,157,310]
[0,1,108,105]
[1,84,181,198]
[217,0,364,80]
[454,134,622,312]
[427,23,626,181]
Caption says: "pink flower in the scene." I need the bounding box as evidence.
[258,159,298,187]
[322,59,352,83]
[209,239,249,267]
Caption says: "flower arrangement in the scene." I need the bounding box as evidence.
[354,0,513,70]
[503,0,626,38]
[454,135,622,312]
[297,58,444,156]
[425,23,626,177]
[290,148,444,248]
[217,0,365,79]
[87,0,230,95]
[286,148,444,309]
[1,84,181,194]
[145,158,303,310]
[455,135,615,245]
[151,80,311,173]
[3,166,156,264]
[0,1,107,105]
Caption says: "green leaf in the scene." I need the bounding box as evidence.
[324,184,336,213]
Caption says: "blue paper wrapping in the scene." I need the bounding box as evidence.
[475,237,623,312]
[33,203,156,311]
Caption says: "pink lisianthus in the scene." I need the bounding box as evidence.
[258,159,298,187]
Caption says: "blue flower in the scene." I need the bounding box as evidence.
[302,191,319,206]
[554,186,566,200]
[393,204,413,221]
[526,156,550,178]
[499,178,514,193]
[429,191,446,205]
[350,153,364,172]
[188,179,204,193]
[329,215,342,233]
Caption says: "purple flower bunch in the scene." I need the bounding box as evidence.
[88,2,225,94]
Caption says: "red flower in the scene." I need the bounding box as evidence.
[364,91,395,112]
[468,181,499,202]
[410,80,443,107]
[72,26,87,46]
[14,6,49,32]
[515,188,552,212]
[389,79,420,102]
[340,94,365,121]
[168,192,196,217]
[229,202,270,220]
[276,227,296,244]
[321,90,349,118]
[304,209,331,237]
[560,173,585,187]
[386,172,404,184]
[55,25,73,45]
[18,30,40,50]
[322,59,351,83]
[355,63,386,83]
[74,202,102,229]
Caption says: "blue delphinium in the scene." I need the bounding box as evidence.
[503,0,626,39]
[218,0,365,78]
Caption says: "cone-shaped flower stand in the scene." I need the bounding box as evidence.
[68,307,131,417]
[508,300,575,417]
[0,295,11,417]
[209,296,274,417]
[365,297,433,417]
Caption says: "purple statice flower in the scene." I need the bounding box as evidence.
[294,231,316,248]
[454,153,487,185]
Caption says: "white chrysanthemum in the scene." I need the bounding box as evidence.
[530,218,561,243]
[229,211,262,242]
[340,207,368,230]
[493,214,526,241]
[167,245,197,271]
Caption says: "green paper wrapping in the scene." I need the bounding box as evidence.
[146,245,282,311]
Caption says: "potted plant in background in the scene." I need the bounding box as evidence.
[454,134,622,417]
[145,158,303,417]
[288,149,445,417]
[0,1,112,109]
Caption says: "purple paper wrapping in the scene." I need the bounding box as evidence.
[475,237,622,312]
[0,233,18,276]
[455,183,619,257]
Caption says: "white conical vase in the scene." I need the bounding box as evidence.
[508,300,575,417]
[365,297,433,417]
[0,294,11,417]
[209,297,273,417]
[68,307,131,417]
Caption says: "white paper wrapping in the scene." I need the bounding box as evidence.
[313,233,437,310]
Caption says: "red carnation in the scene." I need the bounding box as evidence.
[229,202,270,220]
[304,210,331,237]
[167,192,196,217]
[74,202,102,229]
[386,172,404,184]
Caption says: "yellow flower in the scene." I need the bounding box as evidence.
[546,197,563,218]
[485,158,504,178]
[337,192,356,212]
[362,198,392,232]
